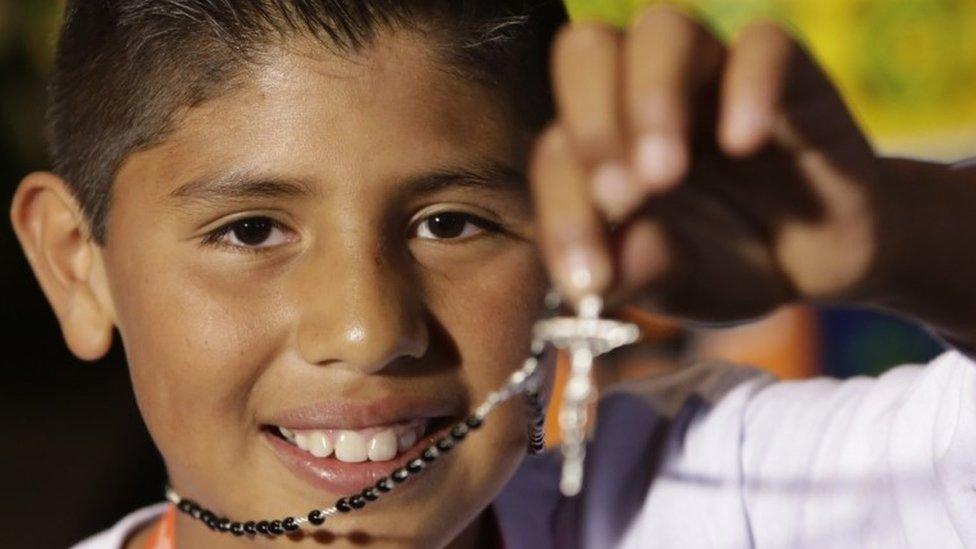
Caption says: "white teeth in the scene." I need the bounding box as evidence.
[279,427,296,442]
[281,421,431,462]
[367,429,398,462]
[308,431,333,458]
[398,429,418,452]
[335,431,368,463]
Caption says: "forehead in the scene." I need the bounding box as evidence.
[115,31,526,202]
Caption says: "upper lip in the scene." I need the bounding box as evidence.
[264,394,463,431]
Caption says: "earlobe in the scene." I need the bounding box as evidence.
[9,171,116,362]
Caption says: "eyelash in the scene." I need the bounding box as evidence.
[200,217,293,252]
[201,211,503,252]
[409,211,503,242]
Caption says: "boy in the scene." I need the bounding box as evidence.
[10,0,976,547]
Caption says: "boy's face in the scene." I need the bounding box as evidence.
[101,32,547,545]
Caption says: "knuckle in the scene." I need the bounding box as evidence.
[569,122,620,160]
[632,3,696,34]
[554,21,619,59]
[629,93,681,133]
[530,125,570,177]
[534,124,568,159]
[738,18,795,48]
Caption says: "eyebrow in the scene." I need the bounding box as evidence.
[165,161,526,205]
[404,162,528,196]
[167,173,317,204]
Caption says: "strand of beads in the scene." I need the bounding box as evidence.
[166,346,546,538]
[523,355,547,456]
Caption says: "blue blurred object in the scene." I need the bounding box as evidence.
[819,308,945,378]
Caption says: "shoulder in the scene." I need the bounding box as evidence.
[71,503,169,549]
[602,357,774,420]
[493,359,772,549]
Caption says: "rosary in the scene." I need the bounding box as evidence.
[165,293,641,537]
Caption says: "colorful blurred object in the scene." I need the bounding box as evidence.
[566,0,976,160]
[559,0,971,383]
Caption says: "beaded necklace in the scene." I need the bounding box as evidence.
[163,294,640,540]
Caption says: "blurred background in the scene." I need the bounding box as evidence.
[2,0,974,546]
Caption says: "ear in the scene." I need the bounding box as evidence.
[9,172,116,361]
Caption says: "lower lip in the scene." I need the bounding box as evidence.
[264,422,454,495]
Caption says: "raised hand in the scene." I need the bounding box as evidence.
[532,5,886,323]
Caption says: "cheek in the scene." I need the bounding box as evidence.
[108,250,288,477]
[426,243,547,391]
[422,242,548,461]
[411,244,549,539]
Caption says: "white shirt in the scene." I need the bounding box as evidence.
[76,350,976,548]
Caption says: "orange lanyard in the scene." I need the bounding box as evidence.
[144,505,176,549]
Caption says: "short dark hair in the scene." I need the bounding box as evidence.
[49,0,567,244]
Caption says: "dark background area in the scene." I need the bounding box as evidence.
[1,4,165,548]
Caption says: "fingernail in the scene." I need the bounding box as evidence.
[558,247,610,304]
[635,134,683,190]
[592,162,636,221]
[564,248,595,292]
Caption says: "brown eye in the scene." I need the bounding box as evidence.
[231,218,274,245]
[204,216,294,250]
[426,213,467,238]
[413,212,498,241]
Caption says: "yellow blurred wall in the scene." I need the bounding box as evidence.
[566,0,976,160]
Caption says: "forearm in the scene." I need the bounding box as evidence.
[854,157,976,347]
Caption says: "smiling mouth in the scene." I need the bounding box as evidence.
[269,418,447,463]
[262,397,464,493]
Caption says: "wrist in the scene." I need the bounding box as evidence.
[853,158,976,343]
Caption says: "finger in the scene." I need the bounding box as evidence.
[718,20,795,157]
[626,5,725,194]
[551,23,639,221]
[530,124,613,306]
[610,216,672,306]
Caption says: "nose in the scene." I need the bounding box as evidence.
[294,246,428,375]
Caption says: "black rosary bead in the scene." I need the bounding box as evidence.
[349,495,366,509]
[392,467,410,482]
[307,510,326,526]
[255,521,270,534]
[362,487,379,501]
[230,522,244,536]
[268,520,284,535]
[422,447,439,462]
[336,497,352,512]
[450,423,469,440]
[177,499,194,514]
[406,458,425,473]
[436,436,455,452]
[200,511,216,530]
[243,521,257,535]
[283,517,299,532]
[465,415,483,429]
[217,518,232,533]
[376,477,394,492]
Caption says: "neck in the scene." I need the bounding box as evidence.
[447,507,500,549]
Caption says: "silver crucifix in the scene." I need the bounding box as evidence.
[533,294,641,496]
